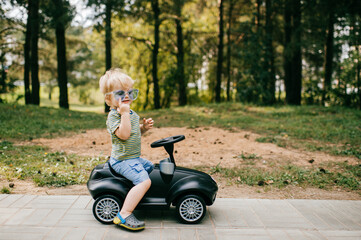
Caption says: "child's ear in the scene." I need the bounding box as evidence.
[104,94,113,107]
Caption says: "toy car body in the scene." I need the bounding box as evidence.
[87,135,218,224]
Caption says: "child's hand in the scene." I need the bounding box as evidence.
[117,99,130,115]
[142,118,154,131]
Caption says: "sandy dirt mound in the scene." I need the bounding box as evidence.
[32,127,357,168]
[7,127,360,200]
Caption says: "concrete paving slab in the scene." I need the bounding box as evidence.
[8,195,36,208]
[43,227,72,240]
[4,208,35,225]
[0,208,19,225]
[179,228,198,240]
[0,226,49,240]
[83,228,109,240]
[0,195,23,208]
[0,195,360,240]
[22,208,52,226]
[62,227,89,240]
[71,196,92,209]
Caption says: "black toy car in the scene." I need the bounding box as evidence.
[87,135,218,224]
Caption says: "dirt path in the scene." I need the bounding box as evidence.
[7,127,361,200]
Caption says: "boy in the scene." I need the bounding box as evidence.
[99,68,154,231]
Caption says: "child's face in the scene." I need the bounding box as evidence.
[110,84,138,107]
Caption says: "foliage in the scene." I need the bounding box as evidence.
[1,186,11,194]
[1,0,361,108]
[0,3,24,98]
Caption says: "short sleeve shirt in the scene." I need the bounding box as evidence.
[106,109,141,161]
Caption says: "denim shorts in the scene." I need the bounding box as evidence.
[109,157,154,185]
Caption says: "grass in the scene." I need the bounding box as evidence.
[1,187,10,194]
[0,141,103,187]
[197,162,361,191]
[3,86,105,113]
[0,104,106,141]
[0,102,360,191]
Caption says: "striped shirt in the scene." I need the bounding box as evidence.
[106,109,141,161]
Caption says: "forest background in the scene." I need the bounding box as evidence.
[0,0,361,111]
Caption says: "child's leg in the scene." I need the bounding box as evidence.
[139,158,154,174]
[120,178,151,217]
[111,158,152,229]
[112,158,152,218]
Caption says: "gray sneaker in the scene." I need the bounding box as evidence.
[113,213,145,231]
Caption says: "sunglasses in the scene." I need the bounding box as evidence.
[114,89,139,101]
[107,89,139,102]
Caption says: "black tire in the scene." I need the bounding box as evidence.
[176,195,206,224]
[92,195,123,224]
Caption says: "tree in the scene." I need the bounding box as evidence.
[87,0,125,112]
[322,7,335,106]
[116,0,170,109]
[23,0,32,104]
[174,0,187,106]
[52,0,73,109]
[9,0,43,105]
[262,0,275,104]
[105,1,112,72]
[151,0,161,109]
[0,3,22,99]
[30,0,40,105]
[343,0,361,108]
[42,0,73,109]
[284,0,302,105]
[215,0,224,103]
[226,0,236,101]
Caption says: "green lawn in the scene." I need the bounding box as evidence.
[0,104,106,141]
[0,103,360,193]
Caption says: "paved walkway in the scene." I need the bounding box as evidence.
[0,195,360,240]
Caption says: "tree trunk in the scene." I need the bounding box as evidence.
[141,54,151,110]
[357,46,361,110]
[175,1,186,106]
[285,0,302,105]
[322,10,334,106]
[226,0,234,101]
[215,0,224,103]
[152,0,161,109]
[55,23,69,109]
[24,0,32,104]
[104,1,112,112]
[54,0,69,109]
[143,75,151,110]
[0,62,6,94]
[264,0,275,104]
[284,0,292,104]
[290,0,302,105]
[30,0,40,105]
[256,0,262,29]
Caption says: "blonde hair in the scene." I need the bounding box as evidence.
[99,68,134,107]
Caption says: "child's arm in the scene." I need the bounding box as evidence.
[140,118,154,134]
[115,103,131,140]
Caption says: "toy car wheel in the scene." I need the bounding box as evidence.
[92,195,123,224]
[176,195,206,224]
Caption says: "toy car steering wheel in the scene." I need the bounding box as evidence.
[151,135,185,148]
[151,135,185,165]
